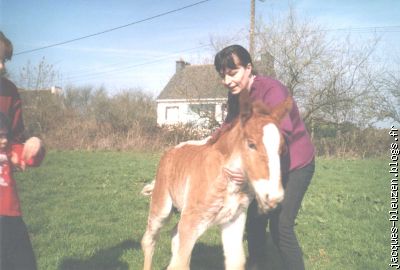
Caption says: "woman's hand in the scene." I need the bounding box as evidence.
[175,136,211,148]
[223,167,246,184]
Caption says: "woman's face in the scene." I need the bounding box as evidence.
[220,54,253,95]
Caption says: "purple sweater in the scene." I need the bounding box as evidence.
[224,75,315,172]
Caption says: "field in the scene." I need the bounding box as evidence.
[16,151,387,270]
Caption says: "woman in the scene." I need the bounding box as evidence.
[214,45,315,270]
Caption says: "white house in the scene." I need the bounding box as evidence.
[156,60,228,127]
[156,55,275,127]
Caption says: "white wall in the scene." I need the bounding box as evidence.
[156,98,227,126]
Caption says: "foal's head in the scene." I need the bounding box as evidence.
[239,90,292,213]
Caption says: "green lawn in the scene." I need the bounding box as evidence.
[15,151,388,269]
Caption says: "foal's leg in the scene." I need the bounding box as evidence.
[170,223,178,255]
[167,213,208,270]
[221,212,247,270]
[141,189,173,270]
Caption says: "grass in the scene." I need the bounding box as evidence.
[15,151,388,269]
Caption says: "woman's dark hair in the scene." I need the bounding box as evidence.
[214,44,255,77]
[214,45,257,121]
[0,31,13,62]
[0,111,11,139]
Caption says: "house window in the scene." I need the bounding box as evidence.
[188,104,215,118]
[165,106,179,122]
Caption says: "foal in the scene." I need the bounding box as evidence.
[142,90,292,270]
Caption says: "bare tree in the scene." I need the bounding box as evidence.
[376,66,400,124]
[18,57,60,90]
[255,8,385,131]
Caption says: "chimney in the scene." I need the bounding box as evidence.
[176,59,190,73]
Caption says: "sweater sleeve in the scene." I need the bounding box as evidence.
[261,80,293,140]
[10,143,45,168]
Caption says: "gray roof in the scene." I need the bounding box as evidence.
[157,64,227,100]
[158,55,276,101]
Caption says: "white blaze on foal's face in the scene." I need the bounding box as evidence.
[248,123,284,212]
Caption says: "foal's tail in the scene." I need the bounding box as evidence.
[141,179,155,196]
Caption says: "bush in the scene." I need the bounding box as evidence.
[313,127,389,158]
[19,85,389,157]
[20,86,212,151]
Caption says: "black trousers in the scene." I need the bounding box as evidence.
[0,216,37,270]
[246,160,315,270]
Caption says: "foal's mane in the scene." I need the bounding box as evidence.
[207,100,273,145]
[252,100,273,115]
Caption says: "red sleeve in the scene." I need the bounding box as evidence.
[11,143,45,167]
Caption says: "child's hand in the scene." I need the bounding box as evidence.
[0,176,8,186]
[11,151,19,165]
[20,137,44,170]
[0,154,9,186]
[10,145,24,170]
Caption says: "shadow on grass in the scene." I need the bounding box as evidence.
[58,240,140,270]
[188,231,284,270]
[58,233,284,270]
[190,242,225,270]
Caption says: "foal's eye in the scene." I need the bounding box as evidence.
[248,142,257,150]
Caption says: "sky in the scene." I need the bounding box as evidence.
[1,0,399,97]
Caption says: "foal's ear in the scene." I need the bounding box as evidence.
[271,96,293,122]
[239,90,252,125]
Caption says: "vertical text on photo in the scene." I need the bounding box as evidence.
[390,125,399,269]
